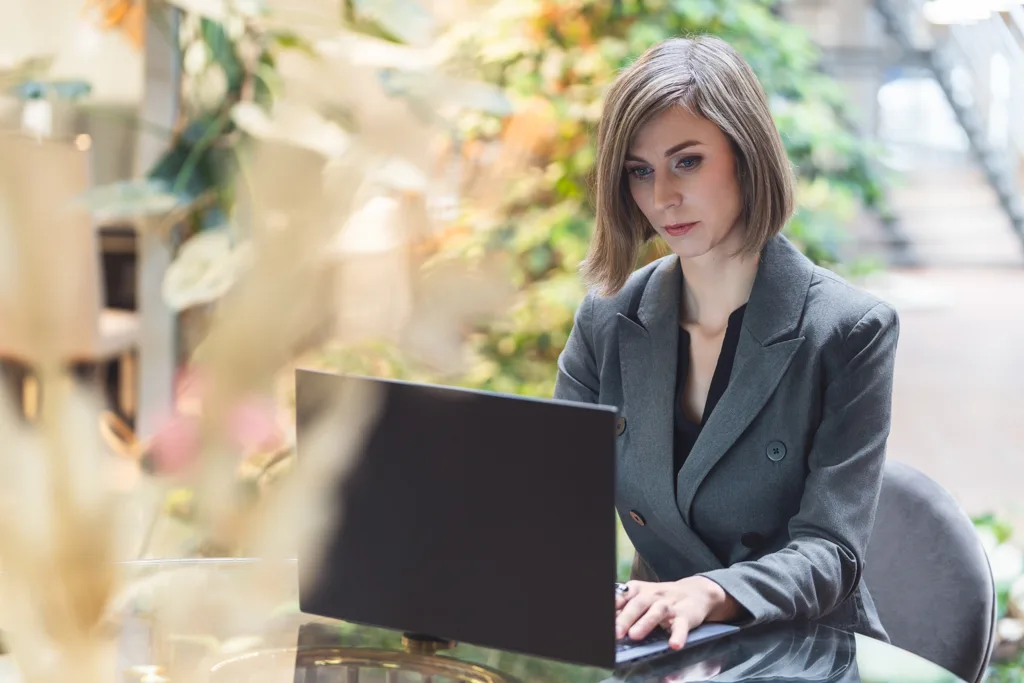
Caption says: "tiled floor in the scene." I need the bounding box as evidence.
[864,267,1024,535]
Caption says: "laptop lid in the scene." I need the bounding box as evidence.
[295,369,619,668]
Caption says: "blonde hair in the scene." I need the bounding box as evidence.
[582,35,794,295]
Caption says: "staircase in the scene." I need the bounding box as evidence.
[887,158,1024,267]
[873,0,1024,262]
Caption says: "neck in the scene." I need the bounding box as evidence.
[678,243,759,331]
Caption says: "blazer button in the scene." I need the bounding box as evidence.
[741,532,766,549]
[766,440,787,462]
[628,510,646,526]
[615,417,627,436]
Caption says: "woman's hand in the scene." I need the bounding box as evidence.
[615,577,741,649]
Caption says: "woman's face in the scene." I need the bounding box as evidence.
[624,105,745,262]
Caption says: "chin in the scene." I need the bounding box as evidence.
[664,236,714,261]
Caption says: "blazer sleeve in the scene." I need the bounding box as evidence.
[698,302,900,625]
[553,291,600,405]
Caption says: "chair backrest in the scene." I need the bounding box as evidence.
[0,132,105,361]
[864,460,996,683]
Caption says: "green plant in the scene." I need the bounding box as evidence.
[324,0,893,399]
[973,514,1024,681]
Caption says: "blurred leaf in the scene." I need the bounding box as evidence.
[231,101,351,158]
[0,54,54,92]
[147,115,230,205]
[352,0,435,45]
[163,0,251,22]
[201,17,246,95]
[50,80,93,99]
[9,79,91,101]
[76,179,188,220]
[253,51,279,106]
[267,29,318,56]
[378,69,512,116]
[975,513,1016,545]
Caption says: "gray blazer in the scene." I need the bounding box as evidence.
[554,234,898,640]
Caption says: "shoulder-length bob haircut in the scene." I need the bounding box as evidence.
[582,35,795,295]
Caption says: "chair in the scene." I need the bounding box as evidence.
[864,460,997,683]
[0,133,139,420]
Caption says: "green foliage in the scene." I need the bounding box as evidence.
[8,79,92,101]
[973,514,1024,680]
[974,513,1016,619]
[335,0,892,398]
[989,654,1024,683]
[144,16,318,223]
[157,1,893,405]
[974,513,1016,546]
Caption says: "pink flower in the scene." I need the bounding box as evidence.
[227,396,283,455]
[150,413,201,474]
[146,364,283,473]
[174,365,208,415]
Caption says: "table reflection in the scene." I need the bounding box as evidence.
[613,623,857,682]
[65,560,964,683]
[197,618,963,683]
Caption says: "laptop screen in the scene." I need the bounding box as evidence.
[296,370,619,667]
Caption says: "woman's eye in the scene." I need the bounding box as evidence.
[627,167,652,179]
[676,156,702,170]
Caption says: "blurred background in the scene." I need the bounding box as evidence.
[0,0,1023,679]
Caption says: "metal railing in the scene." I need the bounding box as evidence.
[874,0,1024,249]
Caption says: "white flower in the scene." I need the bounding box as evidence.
[179,13,202,44]
[77,180,184,221]
[976,526,1000,555]
[370,158,429,195]
[233,0,264,17]
[1009,574,1024,618]
[332,195,407,255]
[183,41,210,76]
[998,618,1024,643]
[162,230,250,311]
[165,0,228,22]
[225,15,247,41]
[330,194,413,342]
[316,32,435,70]
[989,543,1024,588]
[231,102,350,158]
[190,64,229,112]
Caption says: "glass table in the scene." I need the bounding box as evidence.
[0,560,967,683]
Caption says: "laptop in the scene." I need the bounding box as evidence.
[295,369,739,669]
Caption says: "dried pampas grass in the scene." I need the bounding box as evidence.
[0,0,535,681]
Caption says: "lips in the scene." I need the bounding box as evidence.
[664,221,698,236]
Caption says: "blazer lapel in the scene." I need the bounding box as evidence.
[675,235,814,525]
[617,256,724,570]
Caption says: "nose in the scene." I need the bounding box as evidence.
[652,174,681,212]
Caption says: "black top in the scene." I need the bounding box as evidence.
[673,304,747,476]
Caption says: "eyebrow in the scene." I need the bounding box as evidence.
[624,139,702,163]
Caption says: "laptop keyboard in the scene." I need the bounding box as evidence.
[616,627,670,652]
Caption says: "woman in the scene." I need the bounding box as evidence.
[553,36,899,650]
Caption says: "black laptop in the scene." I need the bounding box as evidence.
[295,369,738,669]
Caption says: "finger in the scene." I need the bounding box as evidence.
[615,583,633,611]
[628,599,670,641]
[668,608,691,650]
[615,590,656,639]
[614,582,649,634]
